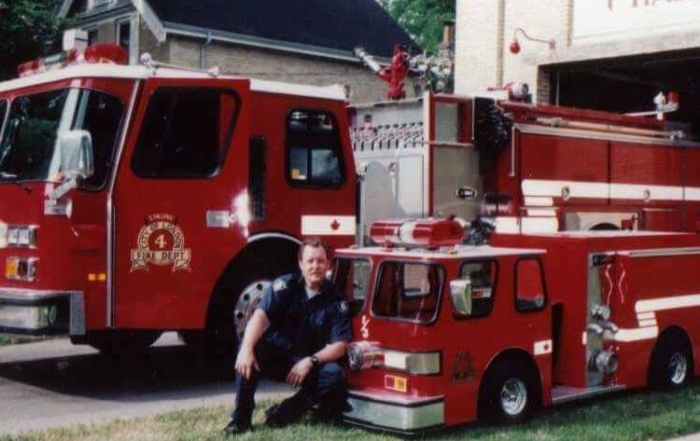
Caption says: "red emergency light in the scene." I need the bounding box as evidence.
[17,44,128,78]
[369,218,465,247]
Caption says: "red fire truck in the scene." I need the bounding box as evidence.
[335,218,700,432]
[350,90,700,240]
[0,44,356,351]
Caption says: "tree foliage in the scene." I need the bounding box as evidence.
[0,0,75,79]
[378,0,455,53]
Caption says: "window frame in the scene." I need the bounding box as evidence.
[370,259,444,325]
[115,18,132,61]
[130,86,241,179]
[0,100,8,143]
[513,256,548,313]
[285,107,346,189]
[332,256,373,317]
[452,258,499,320]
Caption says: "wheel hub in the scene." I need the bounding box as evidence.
[500,378,528,416]
[233,280,271,341]
[669,351,688,385]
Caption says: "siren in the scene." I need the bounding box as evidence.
[369,218,466,247]
[17,44,128,78]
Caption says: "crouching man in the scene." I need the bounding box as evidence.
[223,237,352,435]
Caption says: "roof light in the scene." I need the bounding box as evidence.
[17,44,128,78]
[369,218,465,248]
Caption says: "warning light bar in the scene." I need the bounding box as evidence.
[17,44,128,78]
[369,218,465,247]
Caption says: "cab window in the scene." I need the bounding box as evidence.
[0,100,7,137]
[132,87,238,178]
[454,260,498,319]
[372,261,443,324]
[71,90,124,189]
[286,109,344,187]
[515,257,547,312]
[333,258,371,316]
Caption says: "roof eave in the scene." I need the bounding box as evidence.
[162,21,389,64]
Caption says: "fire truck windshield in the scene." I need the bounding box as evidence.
[0,88,123,186]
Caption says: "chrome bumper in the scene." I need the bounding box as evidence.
[343,389,444,433]
[0,289,83,335]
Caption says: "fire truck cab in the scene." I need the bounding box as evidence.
[334,218,700,433]
[0,44,356,352]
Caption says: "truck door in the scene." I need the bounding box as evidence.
[111,78,250,329]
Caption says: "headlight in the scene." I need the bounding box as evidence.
[7,226,38,248]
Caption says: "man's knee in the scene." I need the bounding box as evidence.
[317,362,346,386]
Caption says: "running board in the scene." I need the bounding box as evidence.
[551,384,626,405]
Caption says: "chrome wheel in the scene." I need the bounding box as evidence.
[233,280,271,341]
[669,351,688,385]
[500,378,528,416]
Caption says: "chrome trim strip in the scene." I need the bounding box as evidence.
[0,288,76,302]
[247,232,302,245]
[344,392,444,432]
[106,80,141,328]
[70,291,85,336]
[621,247,700,258]
[515,123,700,147]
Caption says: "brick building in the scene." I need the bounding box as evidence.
[455,0,700,132]
[58,0,417,103]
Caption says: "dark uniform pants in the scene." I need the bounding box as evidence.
[232,332,347,424]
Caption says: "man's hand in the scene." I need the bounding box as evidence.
[235,348,259,380]
[286,357,313,388]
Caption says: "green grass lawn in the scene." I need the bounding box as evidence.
[4,385,700,441]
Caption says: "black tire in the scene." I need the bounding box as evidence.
[88,330,162,356]
[204,251,296,362]
[479,360,534,424]
[648,334,693,390]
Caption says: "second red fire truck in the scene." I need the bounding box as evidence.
[336,218,700,432]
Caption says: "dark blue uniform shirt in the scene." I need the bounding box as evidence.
[258,273,352,357]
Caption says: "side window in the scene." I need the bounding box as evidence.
[515,258,547,312]
[455,260,497,318]
[372,261,443,324]
[333,258,371,316]
[71,90,124,189]
[286,109,344,186]
[132,87,238,178]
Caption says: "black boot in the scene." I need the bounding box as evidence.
[265,392,311,428]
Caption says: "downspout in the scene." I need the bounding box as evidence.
[200,29,213,69]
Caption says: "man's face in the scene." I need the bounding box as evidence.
[298,245,329,291]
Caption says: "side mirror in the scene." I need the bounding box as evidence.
[450,278,473,316]
[58,129,94,180]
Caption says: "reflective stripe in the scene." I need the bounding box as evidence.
[524,196,554,207]
[614,326,659,342]
[522,179,700,202]
[636,294,700,313]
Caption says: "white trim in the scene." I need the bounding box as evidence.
[301,215,356,236]
[525,208,557,217]
[130,0,166,42]
[685,187,700,201]
[614,326,659,342]
[521,216,559,233]
[251,79,346,101]
[247,232,302,245]
[610,183,683,201]
[522,179,700,203]
[638,319,658,327]
[534,339,553,356]
[494,216,519,233]
[636,293,700,313]
[636,312,655,321]
[524,196,554,207]
[522,179,608,199]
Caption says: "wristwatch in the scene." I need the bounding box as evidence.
[310,355,319,366]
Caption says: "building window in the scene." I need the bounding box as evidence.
[286,109,344,187]
[87,0,113,11]
[131,87,239,178]
[116,20,131,54]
